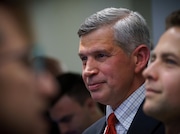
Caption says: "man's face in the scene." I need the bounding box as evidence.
[0,6,56,134]
[50,95,92,134]
[78,26,137,109]
[143,27,180,123]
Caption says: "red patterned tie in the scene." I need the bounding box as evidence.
[105,113,118,134]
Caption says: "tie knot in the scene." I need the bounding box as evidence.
[107,113,118,125]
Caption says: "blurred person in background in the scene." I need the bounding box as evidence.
[143,10,180,134]
[50,72,104,134]
[33,55,66,134]
[0,1,57,134]
[33,56,65,77]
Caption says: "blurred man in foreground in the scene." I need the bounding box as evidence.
[0,1,57,134]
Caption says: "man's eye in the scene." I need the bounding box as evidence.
[96,53,107,58]
[16,54,32,68]
[149,56,155,63]
[79,56,87,66]
[80,56,87,61]
[165,58,177,65]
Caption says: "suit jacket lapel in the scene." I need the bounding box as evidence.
[96,117,106,134]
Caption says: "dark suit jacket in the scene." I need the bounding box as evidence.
[83,101,165,134]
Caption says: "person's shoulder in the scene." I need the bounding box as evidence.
[83,116,106,134]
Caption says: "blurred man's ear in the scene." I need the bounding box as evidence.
[133,45,150,73]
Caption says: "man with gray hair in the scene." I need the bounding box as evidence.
[77,7,165,134]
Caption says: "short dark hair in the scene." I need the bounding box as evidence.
[165,9,180,30]
[52,72,91,106]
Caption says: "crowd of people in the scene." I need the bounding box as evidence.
[0,1,179,134]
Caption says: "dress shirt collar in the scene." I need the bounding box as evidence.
[106,84,145,131]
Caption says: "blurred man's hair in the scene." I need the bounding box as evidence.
[51,72,105,113]
[165,9,180,30]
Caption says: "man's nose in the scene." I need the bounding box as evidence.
[143,60,159,81]
[83,59,98,77]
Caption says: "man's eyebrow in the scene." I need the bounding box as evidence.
[78,49,110,56]
[151,51,178,59]
[78,53,84,57]
[161,52,178,59]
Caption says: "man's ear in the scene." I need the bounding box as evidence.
[132,45,150,73]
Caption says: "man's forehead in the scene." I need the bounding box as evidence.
[79,43,117,55]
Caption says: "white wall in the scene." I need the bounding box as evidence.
[28,0,180,73]
[29,0,132,73]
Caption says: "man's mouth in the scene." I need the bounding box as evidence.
[87,82,105,91]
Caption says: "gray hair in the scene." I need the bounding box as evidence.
[77,7,151,54]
